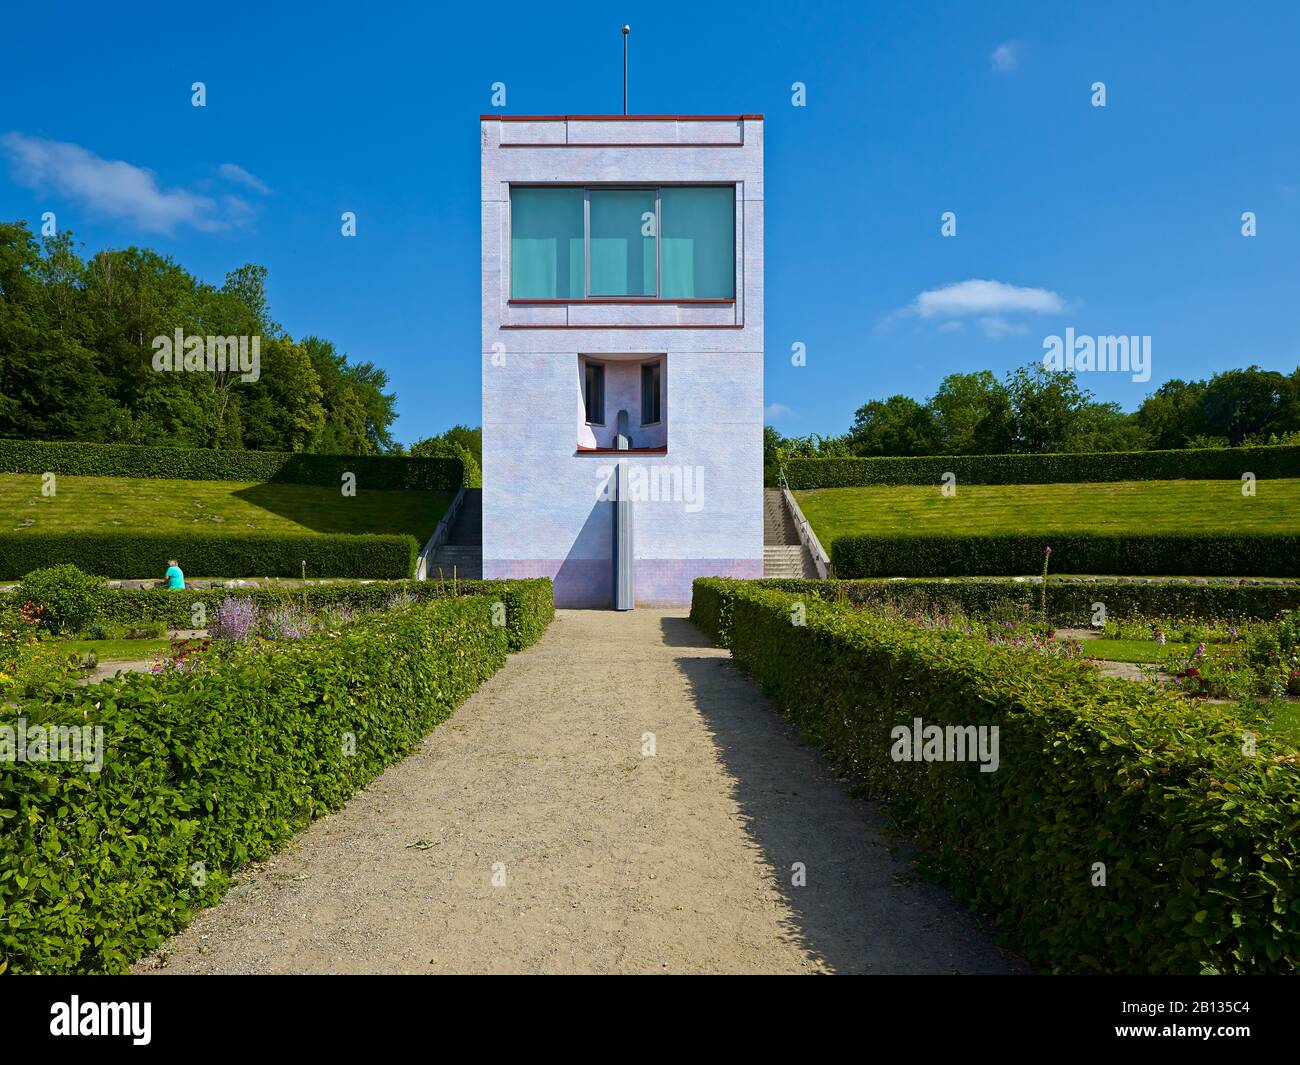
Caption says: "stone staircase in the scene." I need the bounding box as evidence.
[763,488,819,578]
[429,489,482,580]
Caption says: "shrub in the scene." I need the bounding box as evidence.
[732,576,1300,626]
[0,598,81,698]
[783,443,1300,488]
[0,595,520,974]
[691,578,1300,974]
[829,531,1300,579]
[3,577,557,653]
[482,578,555,651]
[17,564,108,635]
[0,531,419,581]
[0,438,460,491]
[209,596,262,641]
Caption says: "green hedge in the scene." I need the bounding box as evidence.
[691,579,1300,974]
[0,595,517,974]
[784,444,1300,489]
[742,577,1300,625]
[0,438,462,491]
[1,577,555,653]
[0,531,419,581]
[830,532,1300,579]
[484,578,555,651]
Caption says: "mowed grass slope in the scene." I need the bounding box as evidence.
[795,479,1300,545]
[0,473,451,542]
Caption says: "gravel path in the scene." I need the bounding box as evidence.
[137,609,1025,975]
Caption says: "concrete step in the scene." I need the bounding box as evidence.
[428,546,482,581]
[763,487,801,546]
[763,544,819,579]
[446,488,483,547]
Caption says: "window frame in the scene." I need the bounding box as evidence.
[509,184,735,303]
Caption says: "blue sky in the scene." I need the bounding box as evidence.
[2,0,1297,445]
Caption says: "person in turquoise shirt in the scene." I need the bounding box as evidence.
[164,559,185,590]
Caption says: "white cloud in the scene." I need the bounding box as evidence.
[903,279,1065,320]
[218,162,271,194]
[764,402,796,421]
[978,315,1030,338]
[890,279,1066,340]
[990,42,1019,72]
[1,133,250,233]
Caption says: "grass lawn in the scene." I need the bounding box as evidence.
[1271,702,1300,747]
[1233,699,1300,749]
[0,473,451,542]
[57,638,172,661]
[795,479,1300,545]
[1076,638,1187,663]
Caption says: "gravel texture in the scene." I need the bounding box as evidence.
[136,608,1026,975]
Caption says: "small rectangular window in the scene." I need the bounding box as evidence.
[585,361,605,424]
[640,362,661,425]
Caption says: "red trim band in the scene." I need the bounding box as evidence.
[500,142,745,149]
[501,324,742,330]
[481,114,762,121]
[574,445,669,455]
[509,298,734,306]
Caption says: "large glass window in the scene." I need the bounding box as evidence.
[510,185,735,299]
[589,190,656,297]
[511,188,584,298]
[660,187,735,298]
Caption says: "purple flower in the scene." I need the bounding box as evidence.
[266,605,315,640]
[1045,546,1053,555]
[211,596,261,642]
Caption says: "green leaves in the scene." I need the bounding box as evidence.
[0,583,541,973]
[692,578,1300,974]
[0,531,419,582]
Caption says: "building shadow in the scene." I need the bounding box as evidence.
[232,482,451,537]
[670,628,1031,975]
[657,615,714,648]
[554,497,614,608]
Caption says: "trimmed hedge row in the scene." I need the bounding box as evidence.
[690,579,1300,974]
[0,595,517,974]
[830,532,1300,579]
[0,438,462,491]
[784,444,1300,488]
[0,531,419,581]
[746,577,1300,624]
[1,577,555,653]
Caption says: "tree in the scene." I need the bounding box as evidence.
[1004,363,1092,453]
[929,371,1014,454]
[0,220,401,455]
[848,395,938,456]
[1135,379,1208,449]
[238,338,326,452]
[1062,401,1151,453]
[409,428,482,487]
[1199,366,1298,445]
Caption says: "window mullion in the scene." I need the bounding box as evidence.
[655,188,661,298]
